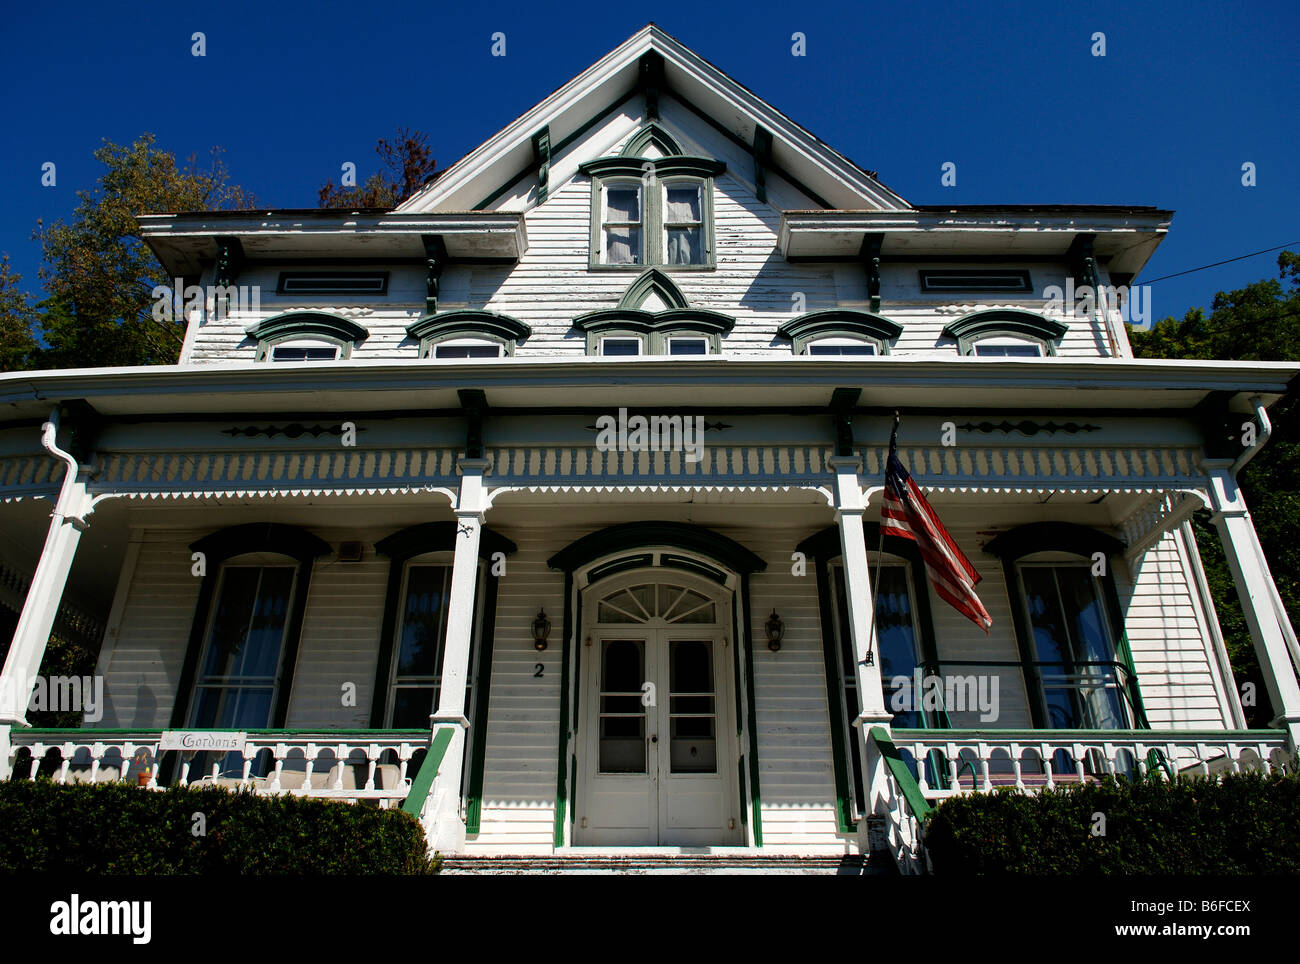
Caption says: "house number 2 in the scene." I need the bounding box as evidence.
[534,663,545,678]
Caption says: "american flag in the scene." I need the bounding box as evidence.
[880,428,992,633]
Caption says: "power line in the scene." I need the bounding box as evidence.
[1143,243,1298,284]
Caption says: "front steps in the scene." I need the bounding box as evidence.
[439,853,899,875]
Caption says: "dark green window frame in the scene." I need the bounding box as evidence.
[984,522,1148,730]
[248,312,368,361]
[941,308,1067,356]
[777,309,903,356]
[405,309,532,358]
[580,156,725,272]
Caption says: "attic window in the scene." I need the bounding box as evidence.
[277,272,390,295]
[406,309,531,358]
[776,310,902,356]
[919,269,1032,293]
[249,312,368,361]
[942,309,1068,357]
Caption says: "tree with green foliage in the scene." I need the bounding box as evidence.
[3,134,258,373]
[1130,252,1300,726]
[0,256,38,371]
[317,127,439,208]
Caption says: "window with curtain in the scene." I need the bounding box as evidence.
[189,565,297,729]
[602,182,643,265]
[664,182,704,265]
[1017,563,1128,729]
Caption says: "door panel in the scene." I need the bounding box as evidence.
[583,637,657,844]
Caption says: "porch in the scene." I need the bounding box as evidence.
[2,394,1299,863]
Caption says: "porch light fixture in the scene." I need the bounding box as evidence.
[532,608,552,651]
[765,609,784,652]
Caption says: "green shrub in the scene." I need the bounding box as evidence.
[0,779,437,874]
[923,770,1300,874]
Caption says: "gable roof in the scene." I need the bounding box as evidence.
[396,24,911,214]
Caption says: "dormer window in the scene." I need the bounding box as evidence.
[666,336,708,355]
[777,310,902,357]
[249,312,367,362]
[581,156,724,271]
[406,309,531,358]
[942,309,1068,357]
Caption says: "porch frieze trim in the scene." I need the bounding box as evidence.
[0,442,1212,499]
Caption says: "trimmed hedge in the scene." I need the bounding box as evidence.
[923,770,1300,874]
[0,779,437,874]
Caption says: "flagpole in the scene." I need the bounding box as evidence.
[865,412,899,666]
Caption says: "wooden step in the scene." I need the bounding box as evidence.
[438,853,899,875]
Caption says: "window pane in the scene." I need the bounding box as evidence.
[192,566,294,730]
[1054,567,1125,728]
[808,343,875,356]
[665,186,701,222]
[604,227,642,265]
[391,687,436,729]
[669,641,716,773]
[668,338,707,356]
[271,345,339,362]
[605,187,641,222]
[974,343,1041,357]
[601,338,641,356]
[1021,566,1084,728]
[599,640,646,773]
[396,566,449,679]
[434,344,500,359]
[666,227,703,265]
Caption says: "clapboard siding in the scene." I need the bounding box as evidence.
[1121,531,1230,728]
[99,532,202,728]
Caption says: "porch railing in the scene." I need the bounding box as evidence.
[6,729,433,807]
[867,728,1294,874]
[887,728,1293,801]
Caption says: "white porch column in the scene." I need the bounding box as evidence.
[425,457,490,852]
[0,413,93,729]
[1204,460,1300,751]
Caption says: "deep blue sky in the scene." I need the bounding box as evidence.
[2,0,1296,321]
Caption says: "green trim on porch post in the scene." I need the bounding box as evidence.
[553,571,574,848]
[740,572,763,846]
[464,568,501,835]
[401,726,455,818]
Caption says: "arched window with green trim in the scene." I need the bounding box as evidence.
[405,309,531,359]
[778,309,903,356]
[248,312,368,362]
[942,308,1068,357]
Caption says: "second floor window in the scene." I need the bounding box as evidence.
[601,182,643,265]
[583,156,722,270]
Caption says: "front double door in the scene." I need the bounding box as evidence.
[578,581,742,845]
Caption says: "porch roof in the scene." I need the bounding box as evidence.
[0,356,1293,424]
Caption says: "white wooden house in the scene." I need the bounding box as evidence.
[2,25,1297,871]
